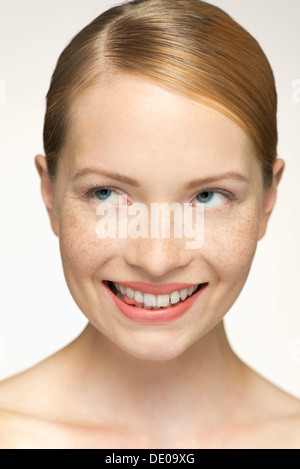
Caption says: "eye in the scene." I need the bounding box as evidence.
[89,187,130,205]
[94,188,116,202]
[194,190,230,208]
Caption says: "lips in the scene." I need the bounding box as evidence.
[102,280,208,324]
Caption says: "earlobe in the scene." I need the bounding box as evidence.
[258,158,285,241]
[35,154,59,237]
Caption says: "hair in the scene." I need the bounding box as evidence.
[43,0,277,188]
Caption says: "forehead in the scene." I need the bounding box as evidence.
[62,74,259,181]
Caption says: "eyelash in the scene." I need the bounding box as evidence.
[83,185,237,209]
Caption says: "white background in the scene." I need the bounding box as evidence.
[0,0,299,397]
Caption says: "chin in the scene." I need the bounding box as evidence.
[112,332,195,362]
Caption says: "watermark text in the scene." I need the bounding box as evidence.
[96,197,205,250]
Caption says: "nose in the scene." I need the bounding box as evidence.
[124,236,194,278]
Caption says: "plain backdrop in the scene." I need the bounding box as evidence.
[0,0,300,397]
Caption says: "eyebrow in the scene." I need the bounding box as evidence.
[72,167,250,188]
[72,167,140,187]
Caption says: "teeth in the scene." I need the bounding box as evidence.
[126,287,134,299]
[156,294,170,308]
[179,289,188,301]
[144,293,157,307]
[113,282,201,309]
[134,290,144,304]
[170,291,180,305]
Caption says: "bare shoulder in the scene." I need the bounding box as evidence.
[248,409,300,449]
[0,346,115,449]
[0,369,119,449]
[0,350,76,449]
[274,412,300,449]
[268,396,300,449]
[239,365,300,449]
[0,351,63,414]
[0,408,69,449]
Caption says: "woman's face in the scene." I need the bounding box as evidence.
[38,73,282,361]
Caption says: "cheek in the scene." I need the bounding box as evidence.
[202,209,260,281]
[58,207,119,279]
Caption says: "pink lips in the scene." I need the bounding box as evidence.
[111,281,199,295]
[102,281,208,324]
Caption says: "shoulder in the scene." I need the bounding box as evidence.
[239,366,300,448]
[0,350,76,448]
[247,412,300,449]
[0,371,63,449]
[275,413,300,449]
[0,344,110,449]
[0,408,62,449]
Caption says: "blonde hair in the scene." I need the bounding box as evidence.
[44,0,277,187]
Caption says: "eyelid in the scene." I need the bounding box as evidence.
[85,185,125,198]
[195,186,235,197]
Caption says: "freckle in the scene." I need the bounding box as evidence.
[201,213,259,275]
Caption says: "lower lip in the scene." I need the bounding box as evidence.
[102,281,208,324]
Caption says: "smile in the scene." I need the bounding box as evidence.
[103,280,208,324]
[110,281,203,309]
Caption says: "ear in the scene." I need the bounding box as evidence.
[258,158,285,241]
[35,154,59,237]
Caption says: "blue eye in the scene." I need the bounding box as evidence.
[94,188,114,202]
[92,187,129,206]
[195,190,229,208]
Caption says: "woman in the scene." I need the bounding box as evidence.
[0,0,299,449]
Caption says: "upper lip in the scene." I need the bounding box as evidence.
[106,281,202,295]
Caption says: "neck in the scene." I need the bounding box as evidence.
[63,321,247,439]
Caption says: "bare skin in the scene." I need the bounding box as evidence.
[0,323,300,449]
[0,74,299,449]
